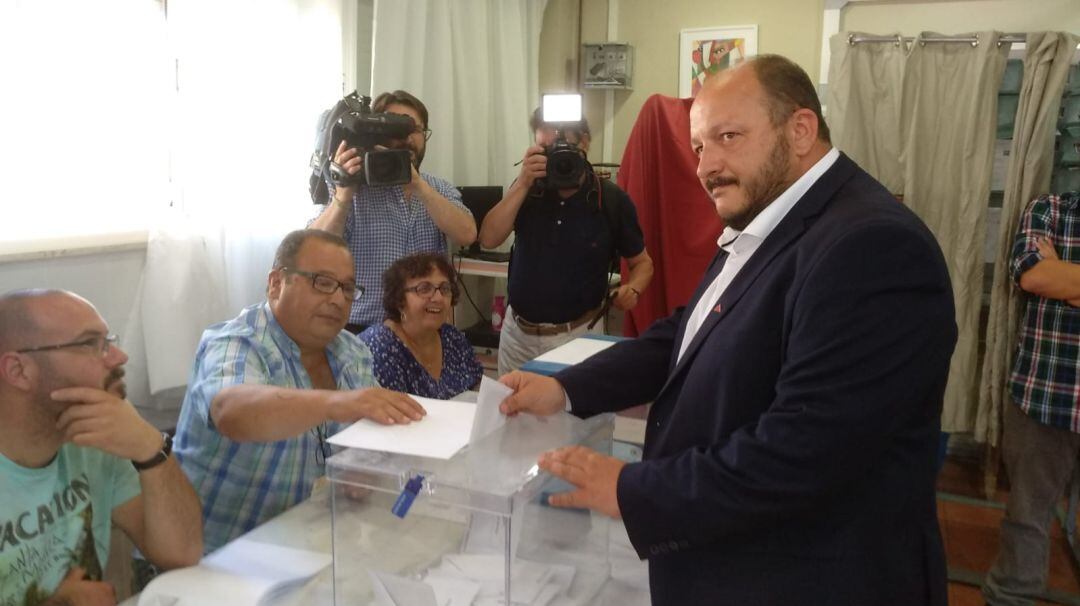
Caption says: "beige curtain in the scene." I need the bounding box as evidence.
[901,32,1010,433]
[975,32,1079,446]
[827,32,908,195]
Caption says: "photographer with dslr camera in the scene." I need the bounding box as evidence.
[479,107,653,375]
[310,90,476,333]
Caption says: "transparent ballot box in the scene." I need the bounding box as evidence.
[327,412,617,606]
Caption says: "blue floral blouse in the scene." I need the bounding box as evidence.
[358,323,483,399]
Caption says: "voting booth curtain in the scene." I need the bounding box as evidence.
[977,32,1078,446]
[827,32,907,196]
[902,32,1010,435]
[829,31,1075,439]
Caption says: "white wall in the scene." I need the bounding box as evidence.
[0,247,181,425]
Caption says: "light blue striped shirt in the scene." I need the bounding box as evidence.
[174,302,375,553]
[334,173,469,326]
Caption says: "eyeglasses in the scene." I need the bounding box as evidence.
[282,268,364,301]
[403,281,454,298]
[311,424,331,466]
[414,126,432,141]
[16,334,119,357]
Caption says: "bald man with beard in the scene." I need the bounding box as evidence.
[0,289,201,606]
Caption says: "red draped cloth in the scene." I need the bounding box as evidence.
[617,94,724,336]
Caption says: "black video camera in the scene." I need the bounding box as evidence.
[330,94,415,187]
[309,92,414,204]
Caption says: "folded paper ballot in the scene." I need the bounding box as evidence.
[137,539,331,606]
[424,554,579,606]
[369,570,482,606]
[327,377,513,459]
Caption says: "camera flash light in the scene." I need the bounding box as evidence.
[542,93,582,123]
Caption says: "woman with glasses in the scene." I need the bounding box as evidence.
[359,253,483,399]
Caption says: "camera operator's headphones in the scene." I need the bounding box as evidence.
[308,92,368,205]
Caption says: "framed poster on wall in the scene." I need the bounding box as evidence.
[679,25,758,98]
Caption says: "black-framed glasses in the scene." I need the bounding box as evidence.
[282,268,364,301]
[311,424,331,466]
[16,334,119,357]
[414,126,432,141]
[403,281,454,298]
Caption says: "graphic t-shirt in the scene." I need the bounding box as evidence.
[0,444,141,606]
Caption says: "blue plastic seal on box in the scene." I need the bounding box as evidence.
[392,474,424,518]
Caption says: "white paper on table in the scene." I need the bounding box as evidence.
[327,396,476,459]
[368,570,439,606]
[532,337,615,365]
[202,538,331,583]
[137,566,270,606]
[138,539,331,606]
[470,376,512,443]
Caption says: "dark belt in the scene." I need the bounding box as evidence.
[512,305,603,337]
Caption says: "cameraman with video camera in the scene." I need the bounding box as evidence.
[310,90,476,333]
[479,105,653,375]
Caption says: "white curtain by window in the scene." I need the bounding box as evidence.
[976,32,1079,446]
[0,0,171,241]
[369,0,548,189]
[139,0,346,400]
[826,32,907,195]
[901,32,1010,433]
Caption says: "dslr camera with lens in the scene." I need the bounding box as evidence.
[308,92,415,203]
[544,134,588,189]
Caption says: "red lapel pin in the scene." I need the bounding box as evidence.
[713,304,722,313]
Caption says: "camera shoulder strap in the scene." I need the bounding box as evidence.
[598,176,623,276]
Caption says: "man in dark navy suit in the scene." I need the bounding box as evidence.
[499,54,956,605]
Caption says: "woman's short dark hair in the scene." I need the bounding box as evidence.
[382,253,459,322]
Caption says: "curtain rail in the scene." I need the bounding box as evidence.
[847,33,1031,47]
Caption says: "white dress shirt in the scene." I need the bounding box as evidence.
[676,148,840,363]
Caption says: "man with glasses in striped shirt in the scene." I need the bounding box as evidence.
[174,229,426,554]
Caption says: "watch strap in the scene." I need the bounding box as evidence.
[132,432,173,471]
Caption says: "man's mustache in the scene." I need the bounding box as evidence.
[705,176,739,191]
[105,368,126,392]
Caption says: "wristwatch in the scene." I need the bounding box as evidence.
[132,432,173,471]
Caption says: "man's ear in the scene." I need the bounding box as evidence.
[267,269,284,301]
[788,108,820,156]
[0,352,36,392]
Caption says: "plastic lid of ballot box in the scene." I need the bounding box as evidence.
[326,412,616,606]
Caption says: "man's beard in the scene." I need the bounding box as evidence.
[105,367,127,399]
[32,363,127,413]
[410,143,425,169]
[706,130,793,231]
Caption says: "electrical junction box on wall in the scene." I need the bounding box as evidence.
[583,43,633,89]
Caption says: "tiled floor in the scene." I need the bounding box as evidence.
[937,455,1080,606]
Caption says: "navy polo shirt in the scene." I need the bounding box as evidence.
[508,176,645,324]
